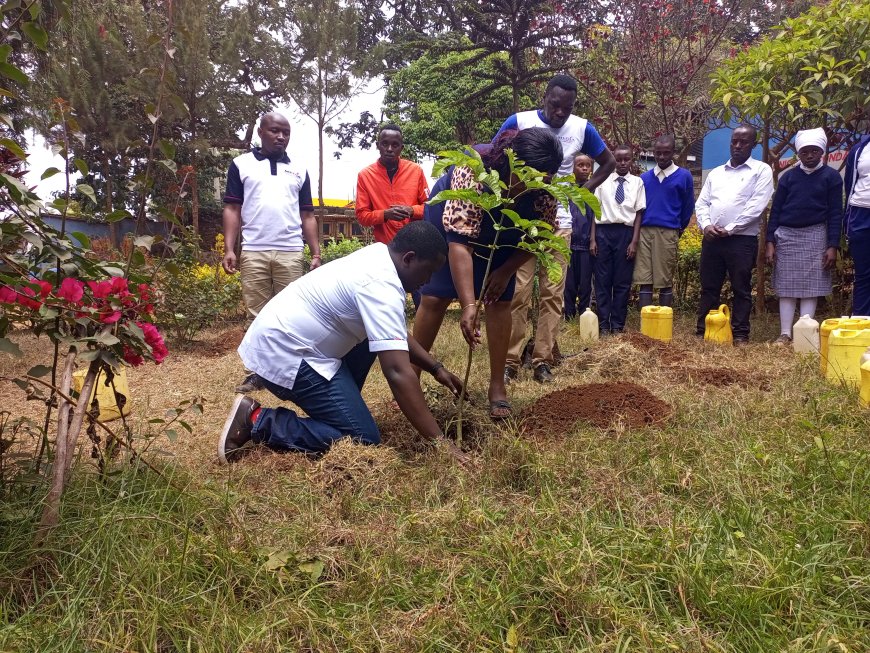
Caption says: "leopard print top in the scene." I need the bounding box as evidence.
[442,166,557,239]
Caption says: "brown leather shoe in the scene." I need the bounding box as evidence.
[218,395,260,464]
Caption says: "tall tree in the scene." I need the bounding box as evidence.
[576,0,742,157]
[284,0,383,207]
[28,0,292,233]
[381,46,532,158]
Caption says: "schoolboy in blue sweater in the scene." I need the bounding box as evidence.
[634,135,695,308]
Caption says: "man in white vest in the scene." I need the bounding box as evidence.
[496,74,615,383]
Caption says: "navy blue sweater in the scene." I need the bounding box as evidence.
[766,165,843,247]
[640,166,694,230]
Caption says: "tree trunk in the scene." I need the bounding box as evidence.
[318,118,325,208]
[34,349,76,545]
[61,361,101,484]
[190,154,200,235]
[755,119,772,315]
[103,152,117,246]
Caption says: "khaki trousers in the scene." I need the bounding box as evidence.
[240,250,306,319]
[506,229,570,367]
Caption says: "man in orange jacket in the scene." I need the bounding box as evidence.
[356,124,429,245]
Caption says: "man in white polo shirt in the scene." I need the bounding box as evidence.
[218,222,469,464]
[695,124,774,343]
[222,112,321,318]
[495,74,616,383]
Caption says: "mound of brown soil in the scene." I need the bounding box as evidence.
[619,332,686,365]
[522,382,671,434]
[621,332,670,352]
[184,325,246,358]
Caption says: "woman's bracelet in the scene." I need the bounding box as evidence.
[461,302,476,311]
[429,361,444,376]
[311,254,321,260]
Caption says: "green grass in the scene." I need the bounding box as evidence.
[1,312,869,651]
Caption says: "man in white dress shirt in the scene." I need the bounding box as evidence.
[218,222,468,464]
[695,124,774,343]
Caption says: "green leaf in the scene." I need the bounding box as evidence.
[298,559,325,582]
[41,166,61,180]
[105,209,131,223]
[0,338,22,357]
[0,45,11,62]
[21,22,48,50]
[159,159,177,173]
[0,62,28,86]
[94,329,120,346]
[813,435,825,450]
[71,231,90,248]
[76,183,97,204]
[73,158,89,176]
[27,365,51,378]
[158,139,176,160]
[0,138,26,160]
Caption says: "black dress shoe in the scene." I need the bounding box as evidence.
[533,363,554,383]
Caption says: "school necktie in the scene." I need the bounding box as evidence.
[615,177,626,204]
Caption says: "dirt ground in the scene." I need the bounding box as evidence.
[0,313,796,473]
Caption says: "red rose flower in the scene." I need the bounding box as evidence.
[0,285,16,304]
[88,280,113,299]
[58,277,85,304]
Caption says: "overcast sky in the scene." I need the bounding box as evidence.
[23,80,435,203]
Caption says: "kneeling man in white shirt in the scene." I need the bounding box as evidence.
[218,222,467,463]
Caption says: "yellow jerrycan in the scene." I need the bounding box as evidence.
[72,365,132,422]
[820,318,870,375]
[704,304,732,344]
[860,359,870,408]
[825,328,870,387]
[640,305,673,343]
[819,318,845,375]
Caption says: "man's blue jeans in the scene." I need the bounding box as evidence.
[251,341,380,454]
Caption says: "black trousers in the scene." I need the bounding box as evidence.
[594,224,636,332]
[564,249,593,318]
[695,235,757,339]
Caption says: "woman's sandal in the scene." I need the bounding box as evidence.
[489,399,513,420]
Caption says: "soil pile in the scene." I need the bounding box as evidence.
[186,325,246,357]
[523,382,671,435]
[665,365,755,388]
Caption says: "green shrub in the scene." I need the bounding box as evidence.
[155,231,243,343]
[305,236,366,269]
[674,225,702,308]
